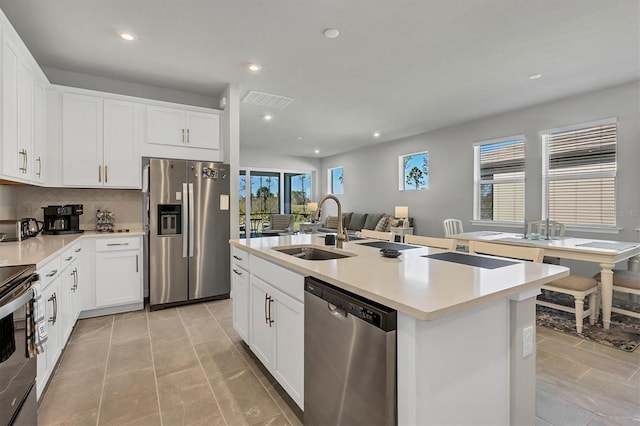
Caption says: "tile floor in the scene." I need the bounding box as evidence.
[38,299,639,426]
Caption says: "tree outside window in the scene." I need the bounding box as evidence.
[399,152,429,191]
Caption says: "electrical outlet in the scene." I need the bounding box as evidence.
[522,325,534,357]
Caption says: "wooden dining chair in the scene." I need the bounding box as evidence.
[527,220,565,238]
[469,241,598,334]
[442,218,464,237]
[404,235,455,250]
[593,269,640,320]
[360,229,395,241]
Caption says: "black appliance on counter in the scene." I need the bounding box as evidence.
[42,204,84,235]
[0,264,39,426]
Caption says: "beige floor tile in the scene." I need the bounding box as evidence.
[99,367,159,425]
[536,387,595,425]
[157,366,225,425]
[578,368,640,406]
[194,337,248,379]
[252,413,292,426]
[576,338,640,366]
[538,337,638,380]
[264,383,303,426]
[113,308,147,321]
[185,316,227,345]
[40,409,99,426]
[55,338,109,377]
[147,306,180,322]
[152,336,200,378]
[220,318,244,343]
[69,316,113,345]
[178,302,213,326]
[536,325,584,346]
[106,336,152,377]
[206,299,233,321]
[149,316,188,344]
[38,367,104,425]
[536,349,591,381]
[110,316,149,343]
[210,367,282,425]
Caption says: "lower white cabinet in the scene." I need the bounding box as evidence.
[95,236,142,308]
[231,247,250,342]
[249,274,304,408]
[36,258,61,399]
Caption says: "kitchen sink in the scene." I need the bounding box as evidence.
[272,245,356,260]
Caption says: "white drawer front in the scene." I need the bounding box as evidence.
[38,257,61,288]
[95,237,141,252]
[232,246,249,270]
[250,255,304,302]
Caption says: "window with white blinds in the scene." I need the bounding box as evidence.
[542,118,617,227]
[473,136,525,223]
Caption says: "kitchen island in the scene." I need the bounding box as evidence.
[230,234,569,425]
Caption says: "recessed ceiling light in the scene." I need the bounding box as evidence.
[246,63,262,72]
[263,114,273,121]
[119,32,136,41]
[324,28,340,39]
[314,149,320,154]
[528,73,542,80]
[373,132,380,138]
[295,136,303,140]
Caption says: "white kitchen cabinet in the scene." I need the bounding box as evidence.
[95,237,142,308]
[231,247,250,342]
[249,274,304,408]
[36,258,61,399]
[32,79,46,183]
[146,104,220,150]
[1,32,20,178]
[59,243,82,344]
[62,93,141,188]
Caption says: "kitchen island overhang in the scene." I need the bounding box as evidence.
[230,234,569,425]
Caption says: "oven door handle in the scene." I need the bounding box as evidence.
[0,287,34,320]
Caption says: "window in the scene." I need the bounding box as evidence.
[328,167,343,194]
[542,119,616,227]
[284,172,311,217]
[399,151,429,191]
[473,136,525,222]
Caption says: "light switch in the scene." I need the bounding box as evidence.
[522,325,534,357]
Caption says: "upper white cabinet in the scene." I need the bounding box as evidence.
[146,105,220,150]
[62,93,141,188]
[32,80,46,183]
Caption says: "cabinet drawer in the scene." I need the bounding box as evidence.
[95,237,140,252]
[232,246,249,270]
[250,255,304,302]
[38,257,60,288]
[60,243,82,269]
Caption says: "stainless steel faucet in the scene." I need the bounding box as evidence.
[313,195,348,249]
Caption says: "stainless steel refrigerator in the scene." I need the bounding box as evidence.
[145,158,230,309]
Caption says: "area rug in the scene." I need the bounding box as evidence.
[536,292,640,352]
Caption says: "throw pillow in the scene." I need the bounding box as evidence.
[324,215,340,229]
[363,213,384,230]
[342,212,353,230]
[375,215,390,232]
[349,213,367,230]
[385,217,401,231]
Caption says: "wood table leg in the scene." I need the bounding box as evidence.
[599,263,615,331]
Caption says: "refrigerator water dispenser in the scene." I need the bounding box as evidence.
[157,205,181,235]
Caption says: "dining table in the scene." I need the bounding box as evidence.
[449,231,640,330]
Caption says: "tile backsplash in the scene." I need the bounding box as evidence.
[12,186,143,230]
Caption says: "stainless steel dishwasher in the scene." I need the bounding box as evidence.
[304,276,397,426]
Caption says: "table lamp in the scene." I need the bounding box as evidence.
[307,202,318,222]
[395,206,409,228]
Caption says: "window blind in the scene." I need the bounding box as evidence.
[542,120,617,227]
[475,138,525,222]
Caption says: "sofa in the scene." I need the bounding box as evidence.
[318,212,413,234]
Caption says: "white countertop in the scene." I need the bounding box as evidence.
[0,230,144,268]
[230,234,570,321]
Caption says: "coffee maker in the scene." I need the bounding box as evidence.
[42,204,84,235]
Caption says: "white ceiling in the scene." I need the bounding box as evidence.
[0,0,638,158]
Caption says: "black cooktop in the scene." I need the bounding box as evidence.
[358,241,418,251]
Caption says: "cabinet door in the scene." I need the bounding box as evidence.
[18,61,34,178]
[146,105,185,146]
[250,276,274,370]
[232,265,250,343]
[95,249,141,307]
[2,33,20,177]
[59,262,76,344]
[186,111,220,150]
[43,281,61,380]
[32,79,46,183]
[62,93,103,186]
[103,99,141,188]
[273,290,304,408]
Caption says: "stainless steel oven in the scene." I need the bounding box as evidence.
[0,265,39,426]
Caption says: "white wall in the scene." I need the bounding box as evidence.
[0,185,16,219]
[320,81,640,266]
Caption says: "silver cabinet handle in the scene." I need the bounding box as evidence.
[232,269,242,275]
[233,255,242,261]
[48,293,57,324]
[106,243,129,246]
[267,295,274,327]
[105,164,108,183]
[36,157,42,177]
[64,256,73,261]
[70,269,76,291]
[98,165,102,182]
[186,128,190,144]
[24,149,28,173]
[264,294,269,324]
[75,248,81,252]
[46,269,58,277]
[181,128,185,143]
[136,255,139,273]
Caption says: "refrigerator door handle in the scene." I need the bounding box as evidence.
[188,182,195,257]
[182,182,188,258]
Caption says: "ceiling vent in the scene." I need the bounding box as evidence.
[242,90,294,109]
